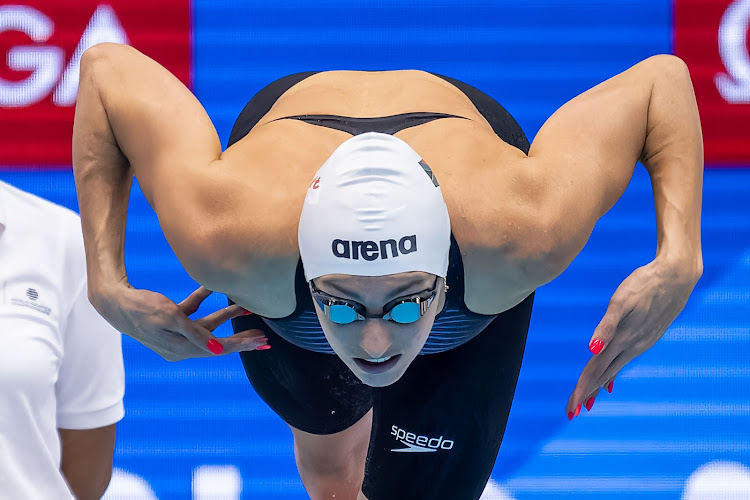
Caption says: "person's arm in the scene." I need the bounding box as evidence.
[59,425,116,500]
[73,43,263,359]
[520,54,703,413]
[525,54,702,280]
[73,42,229,292]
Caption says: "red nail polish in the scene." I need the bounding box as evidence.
[606,380,614,393]
[574,404,581,417]
[256,344,271,351]
[589,338,604,355]
[567,411,575,421]
[242,309,253,316]
[585,397,595,411]
[206,339,223,355]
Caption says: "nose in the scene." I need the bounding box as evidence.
[360,319,393,358]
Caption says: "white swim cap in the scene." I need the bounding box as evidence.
[298,132,451,281]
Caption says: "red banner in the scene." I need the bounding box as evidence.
[674,0,750,166]
[0,0,190,166]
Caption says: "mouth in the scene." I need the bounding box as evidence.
[353,354,402,374]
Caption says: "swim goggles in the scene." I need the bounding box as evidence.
[310,278,440,325]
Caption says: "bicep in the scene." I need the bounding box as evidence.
[59,425,116,500]
[76,43,237,269]
[79,43,222,200]
[524,56,685,275]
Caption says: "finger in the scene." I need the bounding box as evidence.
[588,300,631,355]
[584,387,600,412]
[152,332,215,362]
[220,329,270,354]
[593,355,630,394]
[196,304,246,332]
[604,377,616,394]
[567,344,622,414]
[176,286,212,316]
[172,314,223,354]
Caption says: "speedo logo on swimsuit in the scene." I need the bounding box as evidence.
[390,425,454,453]
[331,235,417,261]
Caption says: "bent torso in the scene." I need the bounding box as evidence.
[212,71,534,318]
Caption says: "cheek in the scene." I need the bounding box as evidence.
[398,322,433,353]
[317,320,358,353]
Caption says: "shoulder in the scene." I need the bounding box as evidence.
[385,131,563,314]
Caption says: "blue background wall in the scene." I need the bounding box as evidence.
[2,0,749,498]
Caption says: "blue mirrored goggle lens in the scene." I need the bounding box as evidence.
[327,304,359,324]
[388,301,421,324]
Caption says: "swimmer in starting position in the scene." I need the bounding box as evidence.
[73,43,703,500]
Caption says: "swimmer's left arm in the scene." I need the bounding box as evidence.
[526,54,703,278]
[522,54,703,416]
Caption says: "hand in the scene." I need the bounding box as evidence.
[94,282,269,361]
[566,258,700,418]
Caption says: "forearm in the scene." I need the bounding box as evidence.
[59,426,116,500]
[72,47,133,299]
[640,56,704,277]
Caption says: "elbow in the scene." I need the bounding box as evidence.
[80,43,117,78]
[81,43,129,68]
[79,43,133,87]
[643,54,693,88]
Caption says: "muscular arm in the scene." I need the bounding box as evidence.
[525,54,703,282]
[72,43,238,299]
[59,425,116,500]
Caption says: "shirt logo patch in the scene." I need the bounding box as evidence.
[5,284,52,315]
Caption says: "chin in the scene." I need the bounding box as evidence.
[355,370,403,387]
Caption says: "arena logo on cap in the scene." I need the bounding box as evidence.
[674,0,750,166]
[0,0,190,165]
[332,235,417,261]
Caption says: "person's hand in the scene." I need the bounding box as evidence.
[566,258,700,419]
[93,282,269,361]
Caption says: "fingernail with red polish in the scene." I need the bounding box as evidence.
[589,338,604,355]
[606,380,614,393]
[574,404,581,417]
[567,411,575,421]
[206,339,223,355]
[585,397,595,412]
[256,344,271,351]
[242,309,253,316]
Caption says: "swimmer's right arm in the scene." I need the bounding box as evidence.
[73,43,228,291]
[72,43,265,359]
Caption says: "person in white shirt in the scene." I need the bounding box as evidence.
[0,180,125,500]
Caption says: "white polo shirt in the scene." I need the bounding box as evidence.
[0,181,125,499]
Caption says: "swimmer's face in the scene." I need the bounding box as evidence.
[311,272,445,387]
